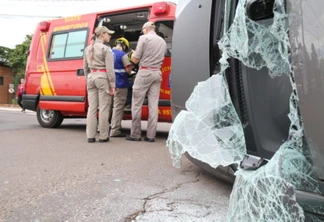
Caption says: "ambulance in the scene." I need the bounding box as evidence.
[23,2,175,128]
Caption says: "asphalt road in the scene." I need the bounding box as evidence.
[0,108,232,222]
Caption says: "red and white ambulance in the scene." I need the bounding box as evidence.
[23,2,175,128]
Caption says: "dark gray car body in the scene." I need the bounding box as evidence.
[287,0,324,182]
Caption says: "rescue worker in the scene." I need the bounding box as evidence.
[110,37,132,137]
[126,22,167,142]
[83,26,115,143]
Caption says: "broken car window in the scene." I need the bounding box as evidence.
[167,0,323,221]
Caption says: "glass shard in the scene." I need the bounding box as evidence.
[167,74,246,169]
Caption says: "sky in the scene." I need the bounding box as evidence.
[0,0,177,49]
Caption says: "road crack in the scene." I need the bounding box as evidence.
[124,171,204,222]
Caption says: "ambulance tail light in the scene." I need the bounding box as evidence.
[39,21,50,32]
[152,2,169,16]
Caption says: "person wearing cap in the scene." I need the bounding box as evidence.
[126,21,167,142]
[83,26,115,143]
[110,37,132,137]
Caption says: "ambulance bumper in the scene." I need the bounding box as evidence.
[22,94,38,111]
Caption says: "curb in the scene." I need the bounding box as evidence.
[0,105,34,114]
[0,104,19,108]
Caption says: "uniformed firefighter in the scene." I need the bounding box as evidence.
[83,26,115,143]
[110,37,132,137]
[126,22,167,142]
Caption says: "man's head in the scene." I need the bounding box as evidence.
[95,26,115,43]
[114,37,130,52]
[141,22,155,35]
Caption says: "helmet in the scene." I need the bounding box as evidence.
[114,37,129,51]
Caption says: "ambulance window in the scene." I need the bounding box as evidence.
[50,34,67,59]
[49,29,88,60]
[65,30,87,58]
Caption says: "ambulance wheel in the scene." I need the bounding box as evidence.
[36,106,64,128]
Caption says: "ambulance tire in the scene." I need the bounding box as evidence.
[36,106,64,128]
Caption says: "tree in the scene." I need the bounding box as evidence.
[7,35,32,76]
[0,46,12,64]
[0,35,32,103]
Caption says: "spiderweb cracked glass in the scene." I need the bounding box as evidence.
[167,74,246,169]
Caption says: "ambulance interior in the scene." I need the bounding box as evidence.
[94,11,173,109]
[96,11,173,56]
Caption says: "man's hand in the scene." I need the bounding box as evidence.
[131,54,140,64]
[127,50,134,61]
[109,87,116,96]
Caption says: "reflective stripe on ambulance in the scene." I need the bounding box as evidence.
[39,33,56,96]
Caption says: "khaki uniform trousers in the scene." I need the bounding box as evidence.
[110,88,128,136]
[131,69,162,139]
[86,74,112,140]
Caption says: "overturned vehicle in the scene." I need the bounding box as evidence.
[167,0,324,221]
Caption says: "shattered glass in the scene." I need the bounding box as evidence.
[167,0,323,220]
[228,88,321,221]
[167,74,246,169]
[221,0,322,219]
[229,124,320,221]
[219,0,291,77]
